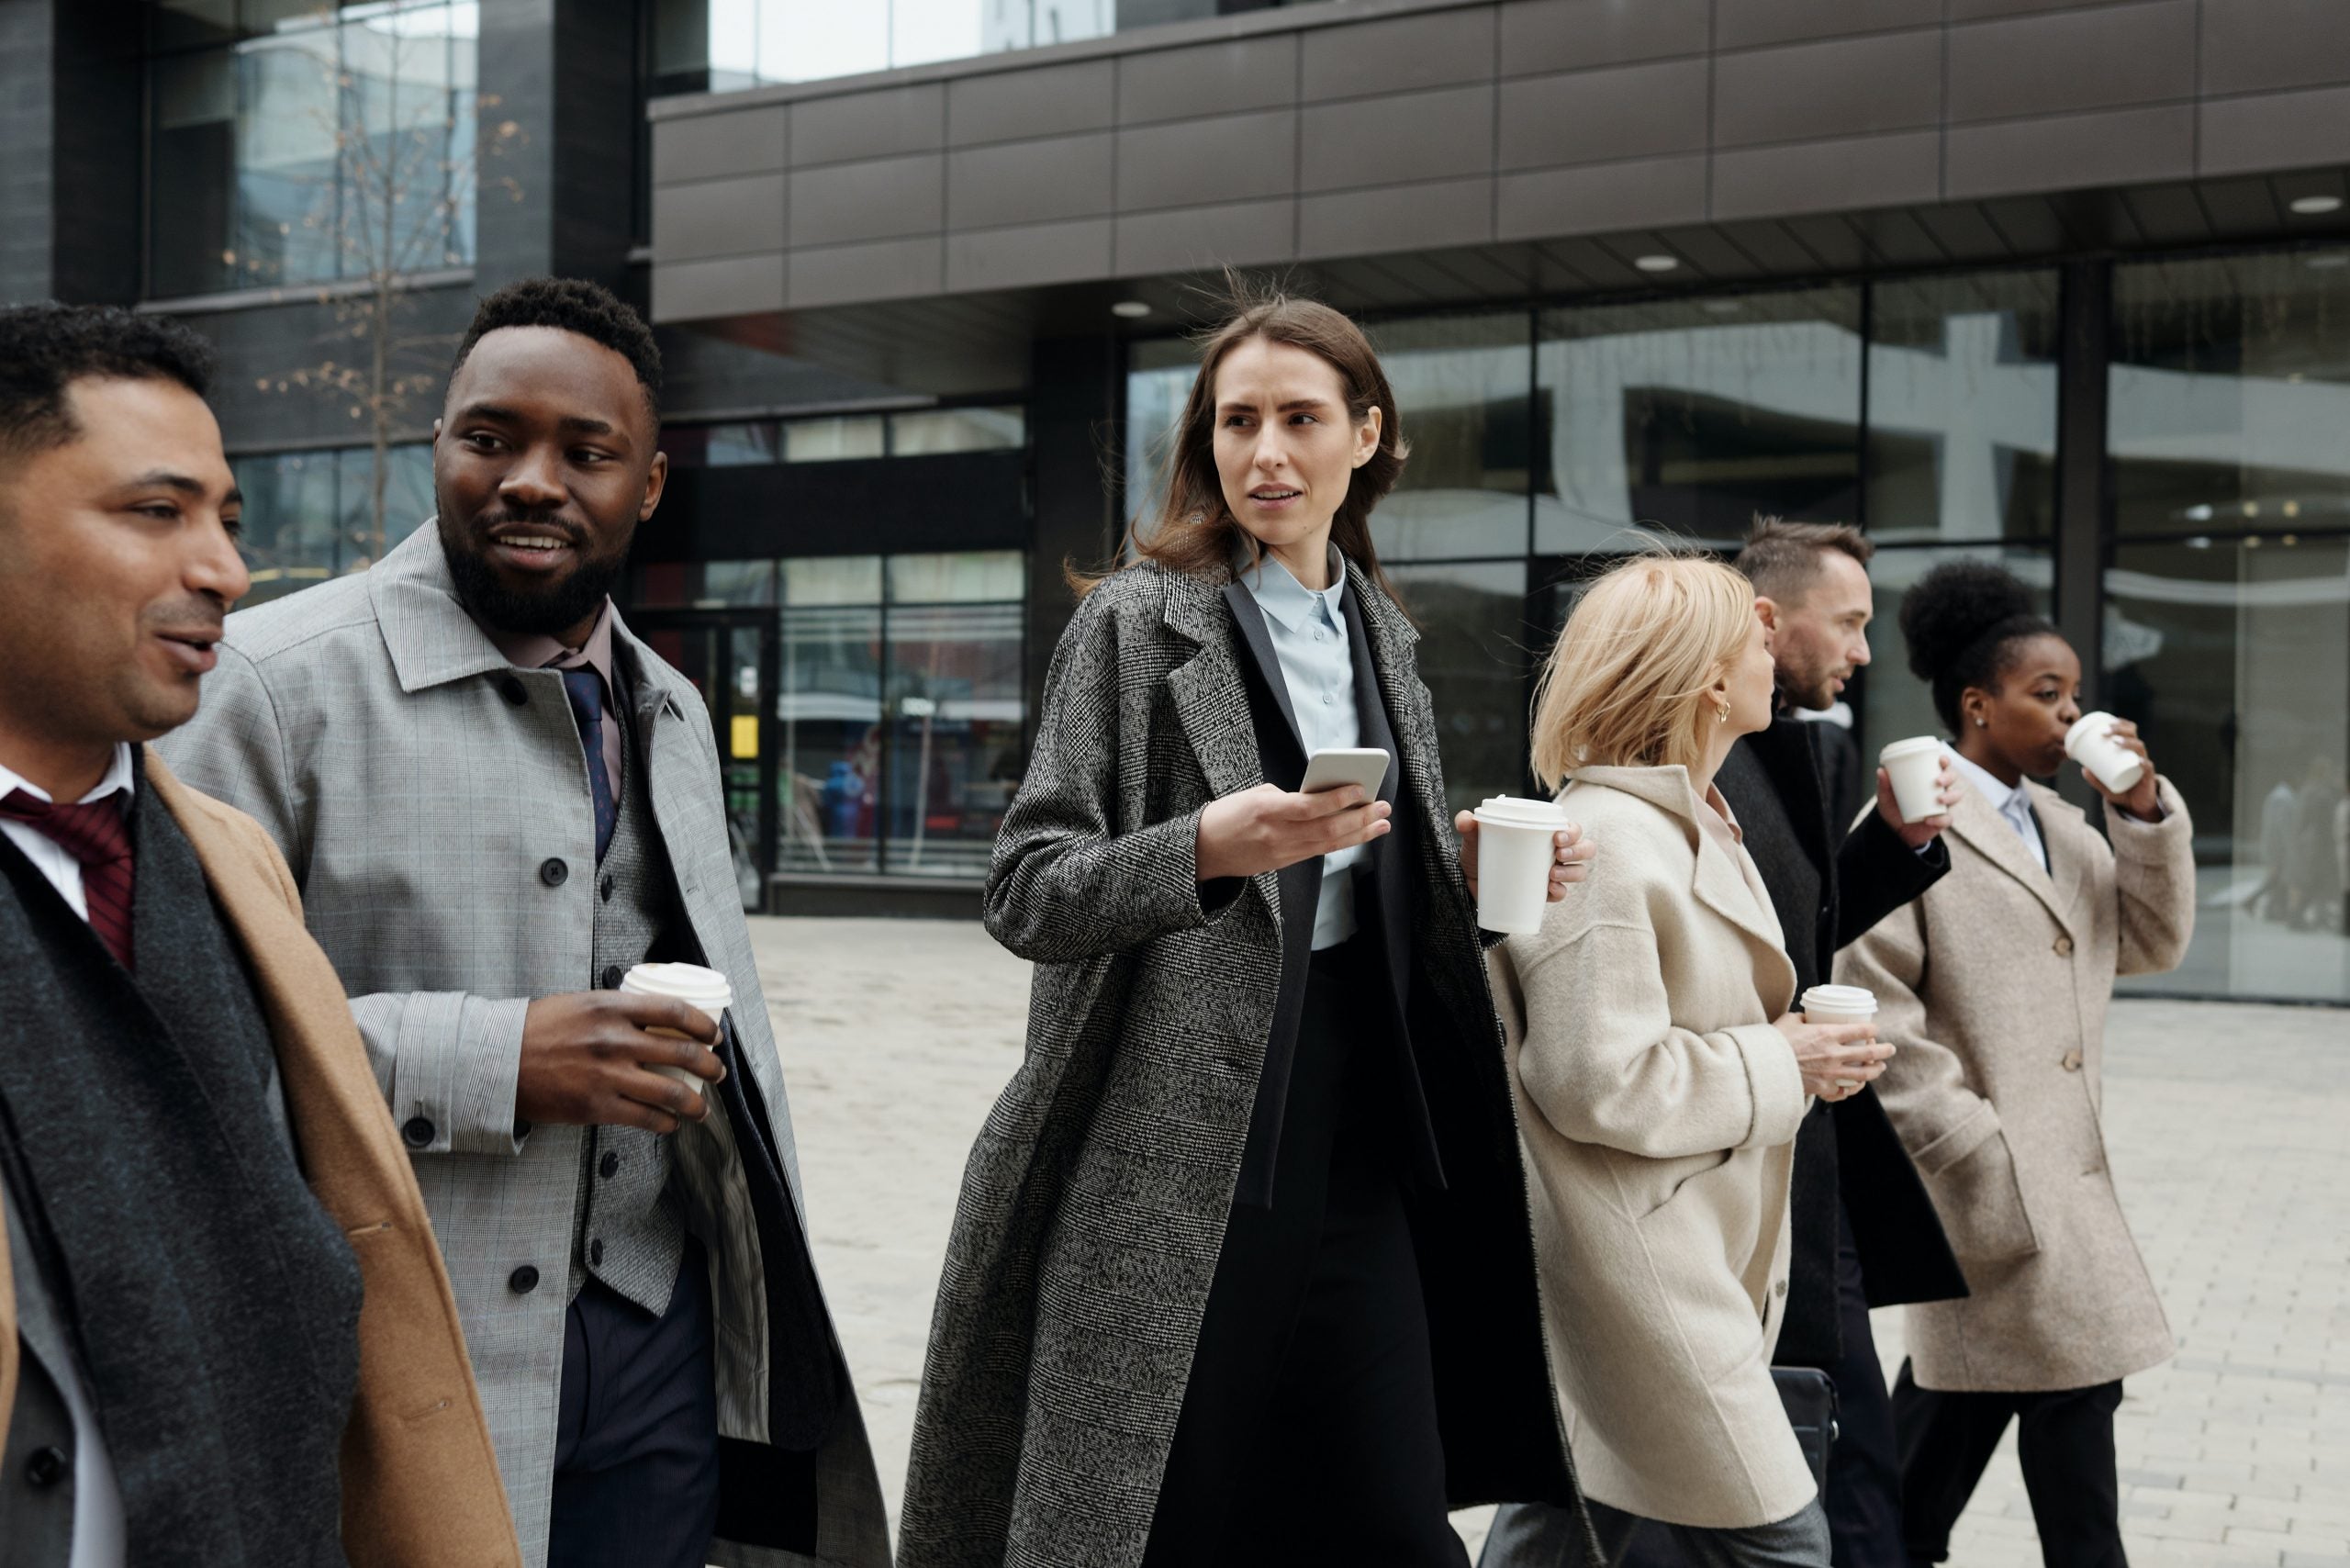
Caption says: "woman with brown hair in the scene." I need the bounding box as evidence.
[896,287,1595,1568]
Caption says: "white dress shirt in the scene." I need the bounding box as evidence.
[0,745,132,1568]
[1950,747,2049,873]
[1239,544,1366,950]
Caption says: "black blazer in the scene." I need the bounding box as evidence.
[1220,579,1444,1205]
[1716,716,1970,1366]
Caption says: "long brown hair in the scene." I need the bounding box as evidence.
[1077,282,1409,599]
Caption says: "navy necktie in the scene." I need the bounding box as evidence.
[561,667,616,863]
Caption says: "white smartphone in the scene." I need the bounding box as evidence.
[1299,746,1391,798]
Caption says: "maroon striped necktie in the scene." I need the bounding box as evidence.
[2,789,135,971]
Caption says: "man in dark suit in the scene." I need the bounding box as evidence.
[1642,518,1971,1568]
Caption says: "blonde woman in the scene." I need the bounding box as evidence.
[1480,556,1891,1568]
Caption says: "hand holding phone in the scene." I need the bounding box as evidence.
[1299,747,1390,799]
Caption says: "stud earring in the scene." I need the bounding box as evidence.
[1976,717,1987,728]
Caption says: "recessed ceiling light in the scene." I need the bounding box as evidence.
[1111,300,1152,319]
[1633,254,1680,273]
[2288,194,2344,215]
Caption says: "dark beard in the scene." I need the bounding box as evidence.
[439,513,629,638]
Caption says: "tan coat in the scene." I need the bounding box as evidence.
[1494,765,1815,1530]
[0,756,520,1566]
[1835,775,2194,1394]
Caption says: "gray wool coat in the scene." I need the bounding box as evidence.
[897,558,1579,1568]
[159,526,889,1568]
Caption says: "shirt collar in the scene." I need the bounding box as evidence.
[0,743,138,807]
[1949,746,2025,817]
[480,598,619,692]
[1238,542,1347,635]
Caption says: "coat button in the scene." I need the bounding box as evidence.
[600,876,614,903]
[1773,1279,1787,1298]
[540,857,569,887]
[498,675,528,707]
[599,1151,620,1179]
[589,1238,605,1267]
[601,964,622,989]
[509,1265,539,1294]
[2053,935,2074,957]
[401,1115,434,1148]
[2062,1049,2084,1071]
[24,1446,67,1487]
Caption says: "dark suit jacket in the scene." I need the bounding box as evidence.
[1716,716,1969,1365]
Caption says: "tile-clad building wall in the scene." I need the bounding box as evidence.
[647,0,2350,323]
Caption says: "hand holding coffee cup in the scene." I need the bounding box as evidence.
[620,962,734,1104]
[1455,808,1594,902]
[515,981,725,1135]
[1779,984,1893,1101]
[2065,712,2162,818]
[1876,739,1960,846]
[1469,795,1574,935]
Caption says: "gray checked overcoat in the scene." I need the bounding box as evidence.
[159,525,889,1568]
[897,557,1578,1568]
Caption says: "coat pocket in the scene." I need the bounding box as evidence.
[1923,1125,2039,1265]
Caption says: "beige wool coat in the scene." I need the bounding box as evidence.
[1493,765,1817,1530]
[1835,774,2195,1394]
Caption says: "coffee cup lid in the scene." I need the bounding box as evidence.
[1801,983,1877,1012]
[1878,736,1942,763]
[1474,795,1569,829]
[2065,711,2117,747]
[620,961,733,1013]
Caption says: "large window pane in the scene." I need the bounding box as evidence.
[889,550,1024,604]
[2111,249,2350,539]
[150,50,239,297]
[1387,560,1530,811]
[883,599,1024,879]
[778,601,883,876]
[334,442,432,566]
[235,28,341,287]
[236,441,431,605]
[2106,537,2348,1003]
[1370,312,1532,562]
[655,0,1149,91]
[890,406,1025,455]
[1124,340,1197,543]
[1537,287,1863,554]
[1865,270,2059,543]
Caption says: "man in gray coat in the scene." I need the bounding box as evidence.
[162,279,887,1568]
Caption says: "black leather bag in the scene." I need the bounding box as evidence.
[1773,1367,1841,1489]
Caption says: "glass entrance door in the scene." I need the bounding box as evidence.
[632,610,774,912]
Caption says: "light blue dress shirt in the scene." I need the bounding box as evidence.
[1950,747,2050,872]
[1240,543,1366,949]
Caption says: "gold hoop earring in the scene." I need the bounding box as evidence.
[1716,698,1731,724]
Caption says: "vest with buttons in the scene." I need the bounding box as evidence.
[569,687,688,1315]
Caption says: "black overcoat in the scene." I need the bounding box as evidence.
[1715,715,1971,1365]
[898,559,1580,1568]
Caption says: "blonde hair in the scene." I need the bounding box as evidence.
[1529,553,1758,790]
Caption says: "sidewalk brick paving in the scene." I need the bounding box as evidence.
[751,917,2350,1564]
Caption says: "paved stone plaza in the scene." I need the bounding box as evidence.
[749,916,2350,1565]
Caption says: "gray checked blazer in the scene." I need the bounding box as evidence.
[898,558,1580,1568]
[160,525,888,1568]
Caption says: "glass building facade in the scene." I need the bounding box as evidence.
[147,0,479,297]
[232,441,433,603]
[1126,249,2350,1003]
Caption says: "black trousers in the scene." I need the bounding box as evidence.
[1142,946,1465,1568]
[1891,1362,2125,1568]
[550,1239,723,1568]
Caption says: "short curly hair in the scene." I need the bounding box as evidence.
[1899,560,2059,732]
[0,303,218,462]
[450,276,663,420]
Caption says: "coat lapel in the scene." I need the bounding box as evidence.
[2023,783,2091,935]
[1220,581,1306,767]
[1947,785,2079,935]
[1161,571,1266,807]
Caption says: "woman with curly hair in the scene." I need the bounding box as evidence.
[1834,562,2195,1568]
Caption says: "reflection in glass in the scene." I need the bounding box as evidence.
[148,0,478,296]
[1371,313,1532,562]
[235,442,432,604]
[891,406,1025,455]
[2105,537,2348,1002]
[778,600,883,876]
[1857,544,2055,759]
[1386,561,1530,811]
[1865,270,2059,543]
[2110,250,2350,539]
[785,417,886,463]
[1124,341,1198,543]
[1537,288,1863,554]
[884,599,1024,878]
[655,0,1128,92]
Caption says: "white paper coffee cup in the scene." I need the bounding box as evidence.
[2065,711,2145,794]
[1878,737,1945,824]
[1802,983,1877,1093]
[619,961,731,1100]
[1473,795,1569,935]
